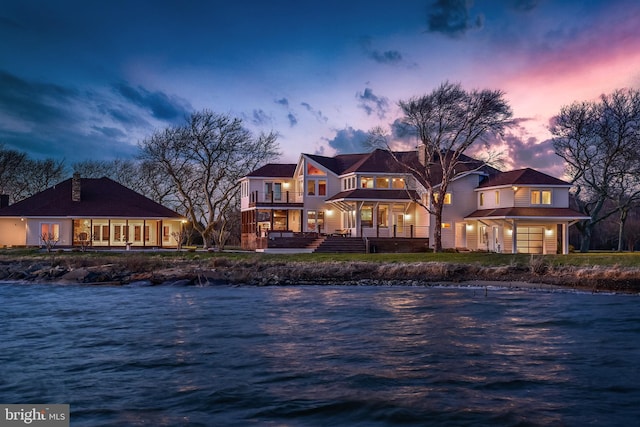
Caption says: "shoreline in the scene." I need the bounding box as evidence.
[1,254,640,294]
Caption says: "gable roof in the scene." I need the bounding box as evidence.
[246,163,296,178]
[0,177,183,219]
[478,168,569,188]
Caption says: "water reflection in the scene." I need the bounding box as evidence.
[1,284,638,426]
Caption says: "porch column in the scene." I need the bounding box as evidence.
[562,222,569,255]
[511,220,517,254]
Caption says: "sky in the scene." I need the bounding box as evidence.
[1,0,639,178]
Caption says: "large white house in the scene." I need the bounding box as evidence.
[239,147,588,254]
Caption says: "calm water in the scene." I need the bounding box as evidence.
[1,283,639,426]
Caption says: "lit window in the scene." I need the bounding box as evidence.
[441,222,451,229]
[434,192,452,204]
[531,190,551,205]
[361,177,374,188]
[306,162,324,175]
[392,178,405,189]
[479,192,485,207]
[376,177,390,188]
[318,180,326,196]
[307,180,315,196]
[495,190,500,205]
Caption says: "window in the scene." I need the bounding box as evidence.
[41,223,60,240]
[479,192,485,207]
[318,180,326,196]
[361,177,374,188]
[376,177,390,188]
[392,178,405,189]
[265,182,282,201]
[441,222,451,229]
[306,162,324,175]
[307,180,316,196]
[163,226,170,241]
[531,190,552,205]
[434,192,452,204]
[495,190,500,205]
[378,205,388,227]
[361,206,373,227]
[307,210,325,232]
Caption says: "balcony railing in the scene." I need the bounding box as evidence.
[248,190,304,206]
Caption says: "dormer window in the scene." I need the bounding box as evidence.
[531,190,552,205]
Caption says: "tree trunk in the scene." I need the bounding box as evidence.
[579,223,592,253]
[617,208,629,252]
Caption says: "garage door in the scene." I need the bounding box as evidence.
[516,227,544,254]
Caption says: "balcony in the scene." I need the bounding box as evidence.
[248,190,304,208]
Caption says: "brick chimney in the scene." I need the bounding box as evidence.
[0,194,9,208]
[72,173,81,202]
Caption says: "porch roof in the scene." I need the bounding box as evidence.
[464,207,590,221]
[326,188,420,202]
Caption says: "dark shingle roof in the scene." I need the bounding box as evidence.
[326,189,420,201]
[478,168,569,188]
[464,207,589,219]
[0,177,183,218]
[246,163,297,178]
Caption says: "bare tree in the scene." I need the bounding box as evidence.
[372,82,512,252]
[552,89,640,252]
[0,144,66,202]
[139,110,280,249]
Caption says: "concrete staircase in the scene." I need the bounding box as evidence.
[312,236,366,253]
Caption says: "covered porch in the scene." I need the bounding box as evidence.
[325,189,429,239]
[464,208,590,254]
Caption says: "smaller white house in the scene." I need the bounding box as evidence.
[239,148,588,254]
[0,174,185,248]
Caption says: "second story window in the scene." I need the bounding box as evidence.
[392,178,405,189]
[318,180,326,196]
[307,180,316,196]
[531,190,552,205]
[479,192,485,207]
[361,177,374,188]
[376,177,390,188]
[495,190,500,205]
[265,182,282,201]
[434,192,452,205]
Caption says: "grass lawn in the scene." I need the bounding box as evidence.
[2,248,640,268]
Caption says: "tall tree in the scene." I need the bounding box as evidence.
[552,88,640,252]
[0,144,65,203]
[373,82,512,252]
[139,110,280,248]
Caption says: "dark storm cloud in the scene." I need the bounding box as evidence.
[356,88,389,119]
[0,69,78,125]
[114,82,190,122]
[301,102,329,123]
[360,37,404,65]
[325,127,370,154]
[426,0,484,38]
[91,126,127,139]
[250,109,272,126]
[510,0,540,12]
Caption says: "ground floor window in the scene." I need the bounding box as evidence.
[307,210,325,232]
[40,223,60,240]
[361,206,373,228]
[342,210,356,229]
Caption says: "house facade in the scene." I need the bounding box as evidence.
[0,174,185,249]
[240,148,588,254]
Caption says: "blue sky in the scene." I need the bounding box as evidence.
[1,0,639,177]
